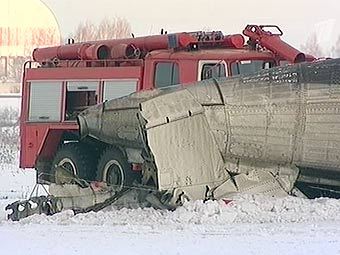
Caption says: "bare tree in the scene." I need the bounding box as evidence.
[6,57,26,83]
[71,17,132,42]
[332,35,340,58]
[30,27,61,53]
[301,33,323,57]
[3,27,61,83]
[0,107,19,164]
[71,20,98,42]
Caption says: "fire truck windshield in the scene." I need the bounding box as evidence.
[231,60,274,76]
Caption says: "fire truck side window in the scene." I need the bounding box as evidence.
[231,60,274,76]
[28,81,62,122]
[201,63,226,80]
[154,62,179,88]
[65,81,98,120]
[103,80,137,101]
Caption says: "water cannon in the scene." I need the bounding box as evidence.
[243,24,315,63]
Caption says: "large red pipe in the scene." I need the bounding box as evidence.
[33,33,197,62]
[32,43,111,61]
[110,44,141,59]
[243,25,313,63]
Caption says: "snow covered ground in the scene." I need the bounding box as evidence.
[0,163,340,255]
[0,216,339,255]
[0,98,340,255]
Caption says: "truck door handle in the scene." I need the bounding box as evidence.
[38,116,50,120]
[77,86,88,90]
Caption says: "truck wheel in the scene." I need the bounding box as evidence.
[51,143,95,183]
[96,147,137,191]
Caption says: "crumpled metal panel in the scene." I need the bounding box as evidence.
[78,90,164,148]
[141,90,204,129]
[202,105,229,158]
[185,79,224,105]
[140,89,229,199]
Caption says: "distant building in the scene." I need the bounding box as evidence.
[0,0,61,83]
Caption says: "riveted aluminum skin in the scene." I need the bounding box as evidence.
[212,59,340,172]
[78,58,340,197]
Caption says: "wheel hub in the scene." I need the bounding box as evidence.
[58,158,77,175]
[103,160,125,190]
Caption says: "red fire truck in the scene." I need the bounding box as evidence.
[19,25,313,184]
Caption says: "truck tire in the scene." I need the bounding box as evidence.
[96,147,138,191]
[51,143,96,183]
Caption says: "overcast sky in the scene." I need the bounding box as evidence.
[42,0,340,56]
